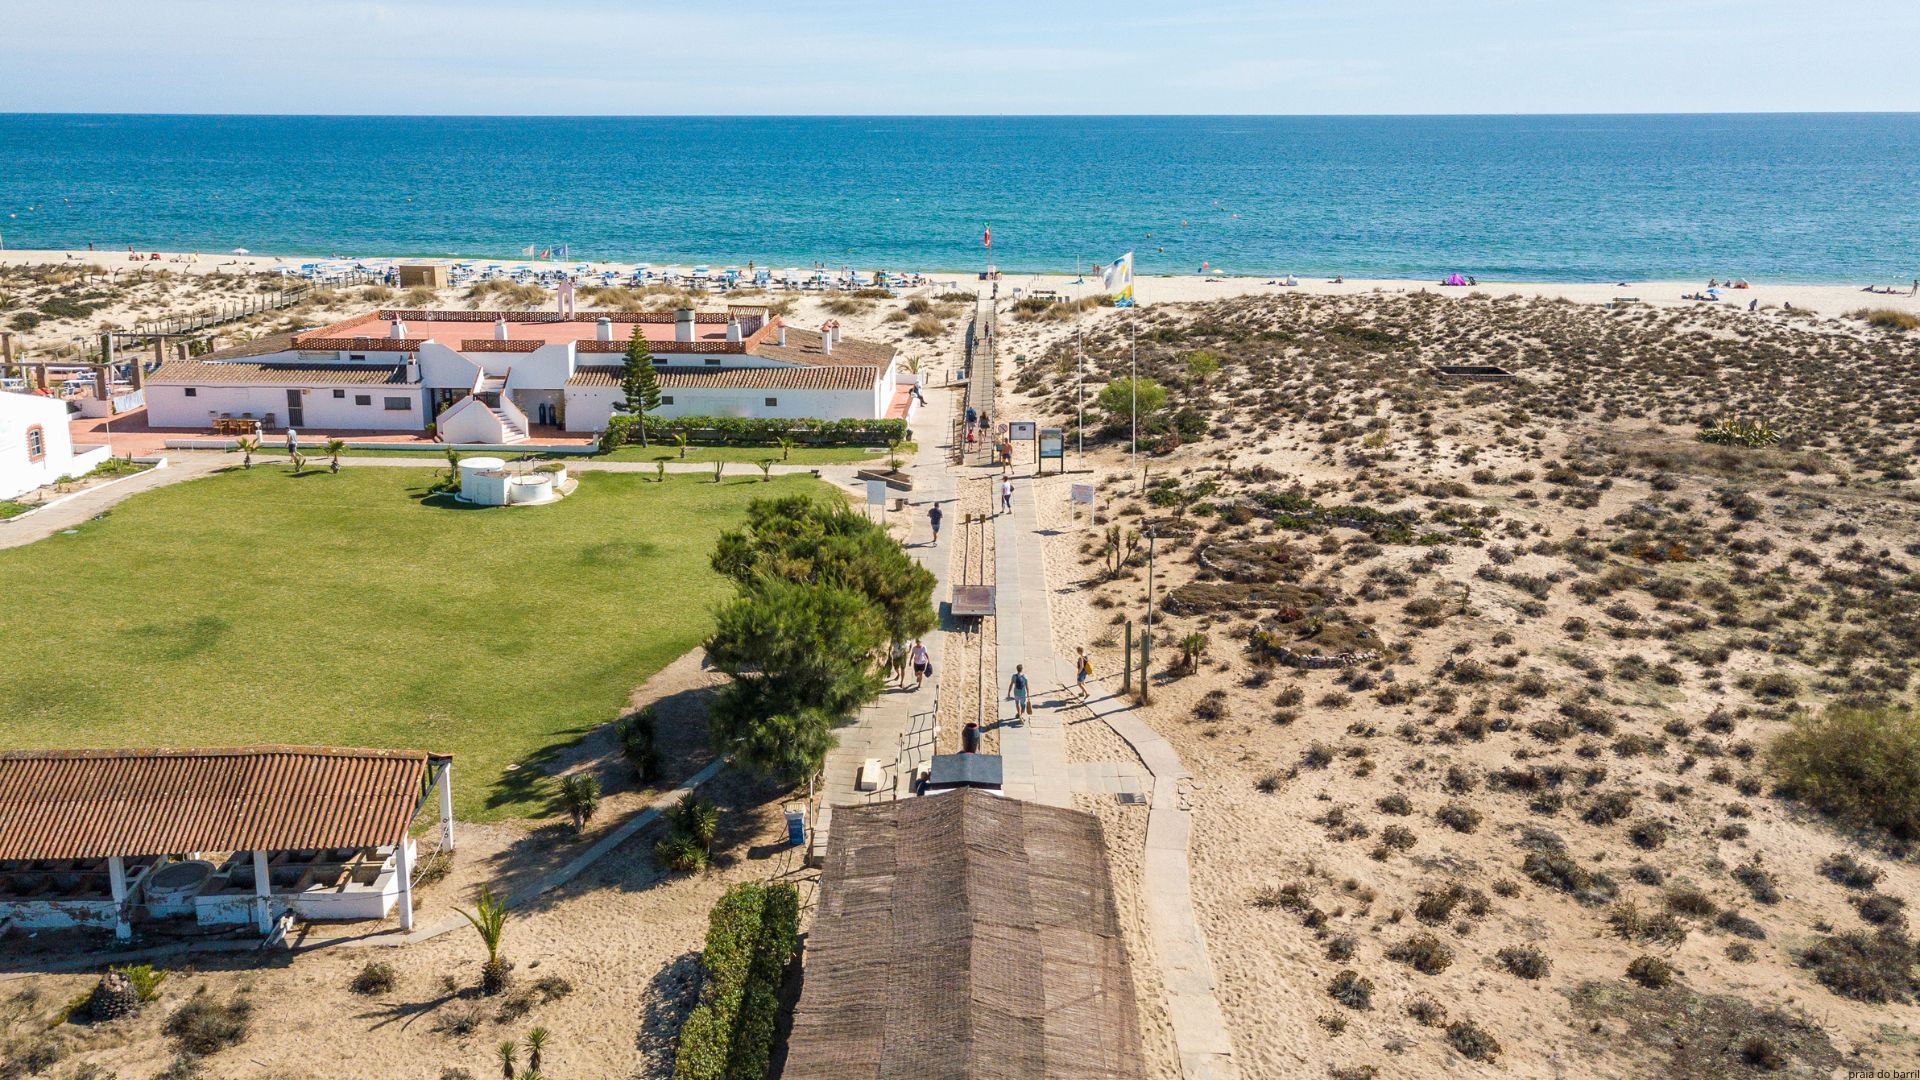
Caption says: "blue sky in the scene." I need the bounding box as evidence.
[3,0,1917,115]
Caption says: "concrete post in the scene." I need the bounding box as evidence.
[92,365,110,400]
[394,839,415,932]
[107,855,131,942]
[251,850,272,933]
[437,761,455,851]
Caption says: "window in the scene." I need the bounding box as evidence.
[332,388,346,399]
[660,395,674,406]
[348,354,366,361]
[764,397,778,407]
[704,357,720,365]
[24,425,45,463]
[355,394,372,406]
[183,387,197,397]
[383,397,410,411]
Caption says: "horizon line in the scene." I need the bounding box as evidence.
[6,110,1920,120]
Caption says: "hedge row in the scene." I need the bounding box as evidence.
[602,414,908,451]
[672,882,802,1080]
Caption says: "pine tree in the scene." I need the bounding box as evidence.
[616,326,661,447]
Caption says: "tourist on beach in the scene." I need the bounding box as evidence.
[910,639,931,690]
[1007,664,1032,719]
[928,503,943,544]
[1001,476,1014,513]
[1075,647,1093,699]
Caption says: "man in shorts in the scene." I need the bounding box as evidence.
[910,639,932,690]
[1007,663,1033,721]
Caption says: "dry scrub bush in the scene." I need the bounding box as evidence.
[1770,706,1920,839]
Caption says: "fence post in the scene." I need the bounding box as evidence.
[1123,621,1133,696]
[1140,628,1151,705]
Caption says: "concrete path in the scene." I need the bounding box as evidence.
[0,459,221,550]
[989,476,1074,807]
[810,384,958,859]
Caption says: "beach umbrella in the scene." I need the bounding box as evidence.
[232,247,250,255]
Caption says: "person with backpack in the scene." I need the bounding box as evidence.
[1007,664,1032,721]
[1074,647,1093,700]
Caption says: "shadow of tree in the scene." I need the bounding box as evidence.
[634,950,703,1073]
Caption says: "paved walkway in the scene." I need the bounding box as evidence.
[811,385,958,859]
[0,459,220,550]
[990,474,1073,807]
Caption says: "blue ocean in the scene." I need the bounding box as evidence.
[2,114,1916,283]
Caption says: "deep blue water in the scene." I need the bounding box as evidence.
[2,114,1917,283]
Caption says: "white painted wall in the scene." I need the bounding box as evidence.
[416,341,482,392]
[146,382,424,432]
[563,378,885,433]
[435,396,509,444]
[0,391,88,499]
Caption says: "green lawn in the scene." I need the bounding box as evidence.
[0,466,825,820]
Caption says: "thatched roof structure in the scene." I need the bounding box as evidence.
[785,790,1147,1080]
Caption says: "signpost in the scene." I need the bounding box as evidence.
[865,478,887,520]
[1071,481,1095,522]
[1039,427,1064,473]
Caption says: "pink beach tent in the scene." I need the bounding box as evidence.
[1444,273,1468,286]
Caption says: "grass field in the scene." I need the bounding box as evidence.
[0,465,826,820]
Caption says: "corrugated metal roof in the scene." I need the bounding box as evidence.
[0,747,438,860]
[566,365,881,391]
[147,360,412,387]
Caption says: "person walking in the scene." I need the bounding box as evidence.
[890,640,909,687]
[285,428,299,459]
[1001,475,1014,513]
[928,503,943,545]
[909,639,931,690]
[1007,664,1032,721]
[1074,647,1093,700]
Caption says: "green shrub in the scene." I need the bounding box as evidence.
[725,883,800,1080]
[1447,1019,1501,1061]
[1798,929,1918,1004]
[609,415,907,449]
[1851,308,1920,331]
[673,884,767,1080]
[1696,418,1781,448]
[1770,706,1920,838]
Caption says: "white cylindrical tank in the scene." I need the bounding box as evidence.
[457,456,506,495]
[508,474,555,505]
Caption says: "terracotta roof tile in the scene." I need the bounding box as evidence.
[566,365,881,391]
[0,747,439,860]
[148,360,412,386]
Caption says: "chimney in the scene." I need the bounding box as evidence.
[820,320,835,356]
[596,317,613,342]
[675,308,696,343]
[405,359,419,383]
[389,319,406,340]
[725,318,742,343]
[494,318,509,341]
[777,326,787,347]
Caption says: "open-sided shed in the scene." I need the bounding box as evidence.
[0,746,453,940]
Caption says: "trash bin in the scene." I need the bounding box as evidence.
[785,810,805,848]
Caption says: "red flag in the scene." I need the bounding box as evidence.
[983,226,991,249]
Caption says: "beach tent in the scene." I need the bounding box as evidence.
[1445,273,1468,286]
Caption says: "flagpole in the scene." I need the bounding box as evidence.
[1130,316,1138,491]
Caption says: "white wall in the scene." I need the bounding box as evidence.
[501,344,577,390]
[145,382,424,432]
[416,342,482,392]
[563,380,883,433]
[0,391,84,499]
[435,396,509,444]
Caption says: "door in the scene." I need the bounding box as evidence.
[286,388,304,428]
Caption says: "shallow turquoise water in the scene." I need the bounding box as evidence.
[2,114,1916,282]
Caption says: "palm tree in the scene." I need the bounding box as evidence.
[459,885,511,995]
[672,431,690,459]
[497,1039,518,1079]
[525,1027,549,1073]
[324,438,347,474]
[776,436,796,462]
[556,774,600,835]
[757,459,774,483]
[236,436,258,469]
[1179,632,1210,673]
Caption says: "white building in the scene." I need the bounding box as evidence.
[143,307,909,442]
[0,390,110,500]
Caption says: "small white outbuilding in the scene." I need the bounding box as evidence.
[0,390,108,500]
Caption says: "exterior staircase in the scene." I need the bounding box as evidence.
[488,405,528,443]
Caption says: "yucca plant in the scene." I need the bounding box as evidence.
[757,458,774,482]
[619,708,661,782]
[777,436,796,461]
[497,1038,518,1079]
[236,436,258,469]
[459,885,511,995]
[556,773,600,835]
[672,794,719,850]
[324,438,347,474]
[673,431,690,459]
[525,1027,548,1073]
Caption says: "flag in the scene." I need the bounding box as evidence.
[1102,251,1134,304]
[983,225,991,249]
[520,244,537,257]
[538,247,551,260]
[555,244,569,260]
